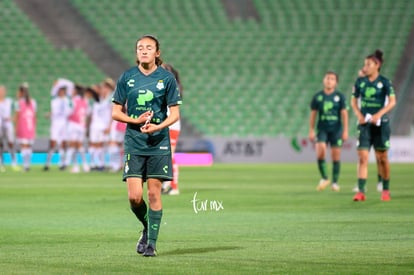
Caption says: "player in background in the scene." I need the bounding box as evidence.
[309,71,348,192]
[0,85,19,172]
[15,83,37,172]
[161,63,183,195]
[351,50,396,202]
[112,35,182,257]
[65,84,90,173]
[89,81,112,171]
[108,113,127,172]
[44,80,73,171]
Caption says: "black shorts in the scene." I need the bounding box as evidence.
[122,154,173,182]
[357,122,390,151]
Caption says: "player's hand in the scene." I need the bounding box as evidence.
[357,114,366,125]
[308,130,315,142]
[342,131,348,142]
[132,111,153,124]
[371,113,381,125]
[141,123,160,134]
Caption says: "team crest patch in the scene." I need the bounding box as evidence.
[377,82,383,89]
[334,95,340,102]
[156,80,164,90]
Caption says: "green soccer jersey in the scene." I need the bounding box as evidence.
[310,90,347,131]
[352,75,395,118]
[112,66,182,156]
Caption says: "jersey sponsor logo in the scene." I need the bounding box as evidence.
[137,89,154,106]
[365,87,376,98]
[127,79,135,87]
[156,80,164,90]
[323,101,334,113]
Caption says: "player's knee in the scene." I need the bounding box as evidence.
[128,195,143,206]
[147,189,160,206]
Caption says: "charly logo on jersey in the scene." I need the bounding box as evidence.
[334,95,340,102]
[377,82,383,89]
[127,79,135,87]
[317,95,323,102]
[156,80,164,90]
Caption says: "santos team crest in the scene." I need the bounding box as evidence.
[156,80,164,90]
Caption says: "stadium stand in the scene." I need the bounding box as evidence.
[0,0,105,136]
[70,0,414,137]
[1,0,414,137]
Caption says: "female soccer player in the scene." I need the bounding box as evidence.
[15,83,37,172]
[112,35,182,257]
[89,82,112,171]
[44,82,73,171]
[0,85,19,171]
[309,71,348,192]
[161,63,183,195]
[65,84,90,173]
[351,50,396,202]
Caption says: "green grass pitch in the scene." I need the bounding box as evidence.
[0,163,413,274]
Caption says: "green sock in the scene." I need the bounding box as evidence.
[148,209,163,247]
[358,178,366,193]
[131,201,148,230]
[382,179,390,190]
[317,159,328,180]
[332,161,340,183]
[377,174,382,183]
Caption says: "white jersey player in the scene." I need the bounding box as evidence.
[88,79,113,170]
[0,85,19,171]
[44,80,73,171]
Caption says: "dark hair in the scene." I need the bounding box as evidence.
[75,84,85,97]
[19,82,31,105]
[85,87,99,102]
[162,63,183,98]
[325,71,339,82]
[135,35,163,66]
[366,49,384,70]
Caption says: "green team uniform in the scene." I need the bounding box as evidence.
[112,66,182,181]
[352,75,395,151]
[310,90,347,147]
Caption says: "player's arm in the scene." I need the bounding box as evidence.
[341,108,348,141]
[112,103,151,125]
[141,105,180,134]
[308,110,317,142]
[351,96,365,124]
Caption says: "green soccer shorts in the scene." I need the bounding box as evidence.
[122,154,173,182]
[357,122,390,151]
[316,129,343,147]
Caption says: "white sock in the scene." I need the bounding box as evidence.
[108,145,120,170]
[65,147,75,167]
[95,147,104,167]
[79,146,87,165]
[45,148,54,166]
[89,147,96,167]
[22,148,32,169]
[58,147,65,167]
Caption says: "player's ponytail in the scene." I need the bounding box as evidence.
[366,49,384,71]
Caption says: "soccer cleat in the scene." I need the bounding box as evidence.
[331,183,340,192]
[316,179,330,191]
[82,164,90,173]
[143,244,157,257]
[71,166,80,174]
[59,165,66,171]
[11,165,22,172]
[377,182,383,192]
[381,190,391,201]
[0,165,5,173]
[353,192,366,201]
[136,228,148,254]
[43,165,49,171]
